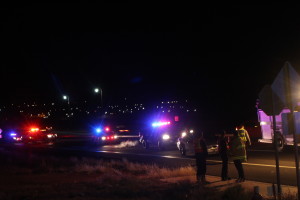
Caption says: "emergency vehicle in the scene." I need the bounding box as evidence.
[91,125,120,145]
[0,114,57,144]
[139,121,181,150]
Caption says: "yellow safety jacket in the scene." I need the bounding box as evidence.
[229,136,247,162]
[237,128,251,145]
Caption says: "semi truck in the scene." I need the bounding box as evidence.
[257,106,300,151]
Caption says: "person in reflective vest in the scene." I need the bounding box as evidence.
[237,124,251,146]
[193,132,209,184]
[229,130,247,183]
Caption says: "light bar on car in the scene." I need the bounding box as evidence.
[152,121,171,127]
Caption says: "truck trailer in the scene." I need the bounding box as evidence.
[257,107,300,151]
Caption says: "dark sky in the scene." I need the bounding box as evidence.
[1,3,300,128]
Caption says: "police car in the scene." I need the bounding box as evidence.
[139,120,185,150]
[0,114,57,144]
[91,125,120,145]
[1,126,57,144]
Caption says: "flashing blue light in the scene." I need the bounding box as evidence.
[96,128,102,134]
[152,121,171,127]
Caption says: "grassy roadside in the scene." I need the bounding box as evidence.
[0,148,296,200]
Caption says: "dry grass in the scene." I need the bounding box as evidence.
[0,148,297,200]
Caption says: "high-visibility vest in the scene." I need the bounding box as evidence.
[237,128,248,143]
[229,137,247,162]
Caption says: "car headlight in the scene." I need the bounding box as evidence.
[181,132,187,138]
[189,129,194,133]
[162,134,170,140]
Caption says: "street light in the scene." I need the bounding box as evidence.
[94,87,102,107]
[62,95,70,105]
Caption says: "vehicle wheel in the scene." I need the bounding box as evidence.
[180,144,186,156]
[274,133,284,152]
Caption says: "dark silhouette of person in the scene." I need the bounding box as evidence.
[218,131,231,181]
[193,132,209,184]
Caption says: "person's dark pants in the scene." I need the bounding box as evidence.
[233,159,245,179]
[220,153,228,179]
[195,153,206,180]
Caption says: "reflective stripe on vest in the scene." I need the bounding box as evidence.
[238,129,247,142]
[236,143,244,148]
[232,155,247,162]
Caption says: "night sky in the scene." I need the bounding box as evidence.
[1,4,300,129]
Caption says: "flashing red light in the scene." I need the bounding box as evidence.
[105,127,110,132]
[30,128,39,132]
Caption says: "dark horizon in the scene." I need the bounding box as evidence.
[1,4,300,131]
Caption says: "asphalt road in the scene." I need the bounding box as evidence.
[1,132,300,186]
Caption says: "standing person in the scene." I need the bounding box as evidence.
[194,132,209,184]
[229,130,247,183]
[237,124,251,146]
[218,131,231,181]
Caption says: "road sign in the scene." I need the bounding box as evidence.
[271,62,300,110]
[258,85,284,116]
